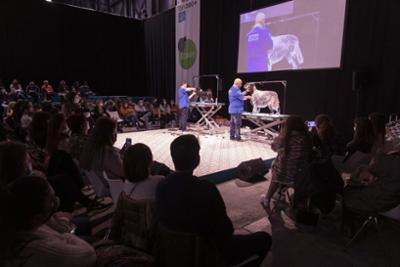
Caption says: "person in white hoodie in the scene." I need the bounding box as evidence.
[0,176,96,267]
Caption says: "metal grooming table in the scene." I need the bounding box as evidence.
[190,102,225,130]
[242,112,290,140]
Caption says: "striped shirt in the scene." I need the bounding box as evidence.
[271,131,311,184]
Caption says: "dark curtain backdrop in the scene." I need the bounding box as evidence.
[0,0,146,95]
[200,0,400,139]
[144,9,176,100]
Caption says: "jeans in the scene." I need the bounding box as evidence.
[230,113,242,139]
[223,232,272,267]
[179,108,189,131]
[138,112,151,129]
[124,114,138,126]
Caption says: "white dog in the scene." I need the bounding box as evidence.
[268,34,304,71]
[244,83,280,114]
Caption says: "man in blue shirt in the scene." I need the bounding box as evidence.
[177,81,196,131]
[229,78,251,141]
[246,12,274,72]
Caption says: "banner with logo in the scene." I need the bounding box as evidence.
[175,0,200,94]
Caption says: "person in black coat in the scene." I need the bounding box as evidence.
[156,135,271,267]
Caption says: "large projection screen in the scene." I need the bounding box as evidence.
[237,0,347,73]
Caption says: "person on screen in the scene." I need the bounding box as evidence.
[177,82,196,131]
[246,12,273,72]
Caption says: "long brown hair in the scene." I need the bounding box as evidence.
[315,114,336,145]
[352,117,375,147]
[280,116,308,155]
[46,113,68,156]
[369,112,386,145]
[80,117,116,170]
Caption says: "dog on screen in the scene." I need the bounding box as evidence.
[268,34,304,71]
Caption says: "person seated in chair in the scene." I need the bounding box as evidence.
[339,117,376,174]
[25,81,40,102]
[41,80,55,101]
[0,176,96,267]
[123,143,164,201]
[156,135,272,267]
[261,116,312,212]
[150,98,161,122]
[119,100,139,128]
[343,145,400,229]
[135,99,151,129]
[159,98,172,129]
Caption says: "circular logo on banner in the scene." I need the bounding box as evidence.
[178,37,197,70]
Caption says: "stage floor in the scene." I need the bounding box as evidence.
[115,127,276,177]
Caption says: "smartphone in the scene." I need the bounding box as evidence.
[125,138,132,145]
[307,121,316,128]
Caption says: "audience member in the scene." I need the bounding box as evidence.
[338,117,376,174]
[58,80,70,94]
[78,81,91,98]
[62,91,80,117]
[119,100,139,128]
[150,97,161,122]
[0,176,96,267]
[343,145,400,220]
[369,112,387,153]
[159,98,172,128]
[25,81,40,102]
[80,117,123,180]
[46,113,93,212]
[67,113,90,160]
[345,117,375,161]
[93,98,105,120]
[123,143,164,200]
[156,135,271,267]
[262,116,312,211]
[9,79,23,96]
[0,141,30,186]
[309,115,344,213]
[135,99,151,129]
[41,80,54,100]
[71,81,80,92]
[26,112,50,172]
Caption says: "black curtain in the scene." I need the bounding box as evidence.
[0,0,146,96]
[200,0,400,140]
[144,9,175,100]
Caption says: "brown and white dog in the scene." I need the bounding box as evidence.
[244,83,280,114]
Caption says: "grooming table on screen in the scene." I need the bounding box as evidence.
[242,112,290,140]
[190,102,225,130]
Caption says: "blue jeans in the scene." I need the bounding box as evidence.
[179,108,189,131]
[230,113,242,139]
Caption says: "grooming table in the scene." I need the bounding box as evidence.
[190,102,225,130]
[242,112,290,140]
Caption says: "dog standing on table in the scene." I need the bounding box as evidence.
[244,83,280,114]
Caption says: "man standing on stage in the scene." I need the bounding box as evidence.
[246,12,273,72]
[178,81,196,131]
[229,78,251,141]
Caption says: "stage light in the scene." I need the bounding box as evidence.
[45,0,52,2]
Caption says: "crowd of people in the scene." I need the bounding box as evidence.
[0,77,399,267]
[261,112,400,233]
[0,78,272,267]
